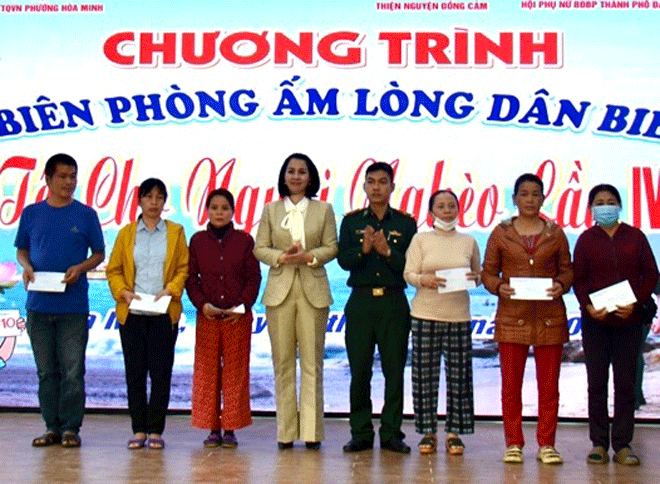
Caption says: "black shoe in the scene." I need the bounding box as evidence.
[381,437,411,454]
[278,441,293,450]
[343,438,374,452]
[305,441,321,450]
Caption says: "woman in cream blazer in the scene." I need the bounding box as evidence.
[254,153,337,449]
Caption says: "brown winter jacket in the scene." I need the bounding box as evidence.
[481,218,573,346]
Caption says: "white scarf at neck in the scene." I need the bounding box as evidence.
[281,197,309,249]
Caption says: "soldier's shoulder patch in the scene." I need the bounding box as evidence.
[344,208,364,217]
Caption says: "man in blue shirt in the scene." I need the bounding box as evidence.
[15,153,105,448]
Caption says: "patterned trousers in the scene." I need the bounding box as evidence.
[411,318,474,435]
[191,313,253,431]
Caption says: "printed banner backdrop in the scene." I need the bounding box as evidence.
[1,1,659,418]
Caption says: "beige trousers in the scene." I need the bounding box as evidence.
[266,271,328,443]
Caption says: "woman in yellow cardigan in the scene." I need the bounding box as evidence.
[106,178,188,450]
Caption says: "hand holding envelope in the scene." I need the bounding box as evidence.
[27,272,67,293]
[434,268,477,294]
[509,277,554,300]
[129,292,172,314]
[589,280,637,315]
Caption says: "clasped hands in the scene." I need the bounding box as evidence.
[277,241,314,265]
[202,302,243,321]
[361,225,390,256]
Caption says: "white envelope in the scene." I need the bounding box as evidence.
[509,277,553,300]
[231,304,246,314]
[435,267,476,294]
[0,310,22,337]
[589,280,637,313]
[27,272,66,293]
[129,292,172,314]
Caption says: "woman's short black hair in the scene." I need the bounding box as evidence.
[428,190,459,212]
[277,153,320,198]
[588,184,622,207]
[138,178,168,202]
[206,188,235,211]
[513,173,544,196]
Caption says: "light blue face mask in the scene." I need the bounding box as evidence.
[591,204,621,227]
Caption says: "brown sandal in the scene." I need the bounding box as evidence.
[418,434,437,454]
[445,436,465,455]
[61,430,81,448]
[32,431,61,447]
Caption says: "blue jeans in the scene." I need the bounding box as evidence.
[26,311,89,434]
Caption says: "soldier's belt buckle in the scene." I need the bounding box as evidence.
[372,287,385,297]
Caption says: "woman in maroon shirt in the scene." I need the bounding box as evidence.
[186,189,262,448]
[573,184,659,466]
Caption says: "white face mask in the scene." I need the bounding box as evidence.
[433,215,458,231]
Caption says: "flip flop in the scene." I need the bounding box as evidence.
[147,438,165,450]
[32,431,61,447]
[127,438,146,449]
[61,431,81,448]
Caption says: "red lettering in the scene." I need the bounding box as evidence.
[458,187,476,228]
[475,32,513,65]
[139,32,177,65]
[415,32,451,65]
[181,32,220,66]
[536,159,556,198]
[319,169,331,203]
[399,186,424,222]
[641,166,660,228]
[633,166,641,228]
[476,185,499,227]
[103,32,134,65]
[220,32,270,66]
[454,30,468,64]
[520,32,559,66]
[0,156,37,226]
[378,32,412,65]
[317,31,363,65]
[86,157,139,227]
[274,32,314,65]
[555,188,585,229]
[234,186,261,233]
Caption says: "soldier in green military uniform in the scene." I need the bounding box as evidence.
[338,162,417,454]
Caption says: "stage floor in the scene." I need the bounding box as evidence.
[1,413,658,483]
